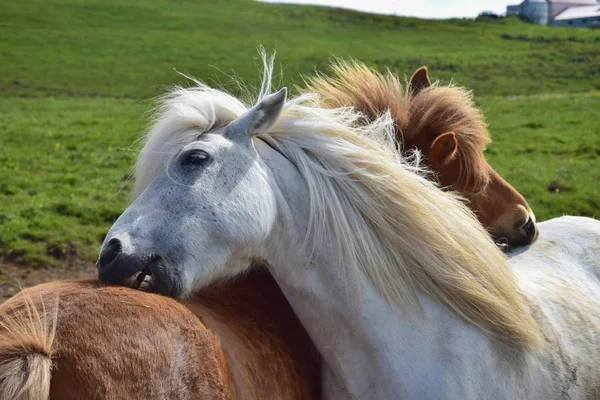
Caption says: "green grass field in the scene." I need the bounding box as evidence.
[1,0,599,266]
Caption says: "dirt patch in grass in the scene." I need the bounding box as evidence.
[0,257,97,302]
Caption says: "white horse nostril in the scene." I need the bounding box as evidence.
[97,238,123,270]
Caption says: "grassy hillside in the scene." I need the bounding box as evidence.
[2,0,600,98]
[0,0,599,266]
[481,93,600,220]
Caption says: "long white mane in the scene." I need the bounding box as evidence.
[133,56,540,346]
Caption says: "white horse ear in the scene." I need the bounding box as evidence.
[226,88,287,140]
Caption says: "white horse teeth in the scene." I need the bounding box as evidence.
[127,273,154,292]
[137,278,153,291]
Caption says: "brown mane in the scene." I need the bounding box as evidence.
[304,59,491,189]
[304,58,538,247]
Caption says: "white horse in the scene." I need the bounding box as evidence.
[97,73,600,399]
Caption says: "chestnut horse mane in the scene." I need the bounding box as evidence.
[304,59,491,188]
[0,292,57,400]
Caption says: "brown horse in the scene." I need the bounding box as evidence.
[305,61,538,247]
[0,271,321,400]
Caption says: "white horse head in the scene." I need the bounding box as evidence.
[97,87,289,296]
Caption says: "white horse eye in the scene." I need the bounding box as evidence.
[181,149,211,168]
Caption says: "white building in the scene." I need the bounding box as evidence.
[506,0,600,26]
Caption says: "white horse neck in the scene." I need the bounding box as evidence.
[256,140,473,398]
[255,140,569,400]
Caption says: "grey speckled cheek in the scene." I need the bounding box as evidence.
[134,149,254,266]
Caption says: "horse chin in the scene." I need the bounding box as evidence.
[147,256,183,297]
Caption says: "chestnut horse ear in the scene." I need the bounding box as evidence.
[430,132,458,166]
[409,66,431,97]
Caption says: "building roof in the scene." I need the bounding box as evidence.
[520,0,598,4]
[548,0,597,4]
[553,4,600,19]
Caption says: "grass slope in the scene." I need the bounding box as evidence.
[480,93,600,221]
[0,0,598,266]
[2,0,600,98]
[0,98,143,264]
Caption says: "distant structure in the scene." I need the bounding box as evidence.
[506,0,600,26]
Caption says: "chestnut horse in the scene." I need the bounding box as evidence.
[0,64,539,399]
[305,61,538,247]
[0,271,321,400]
